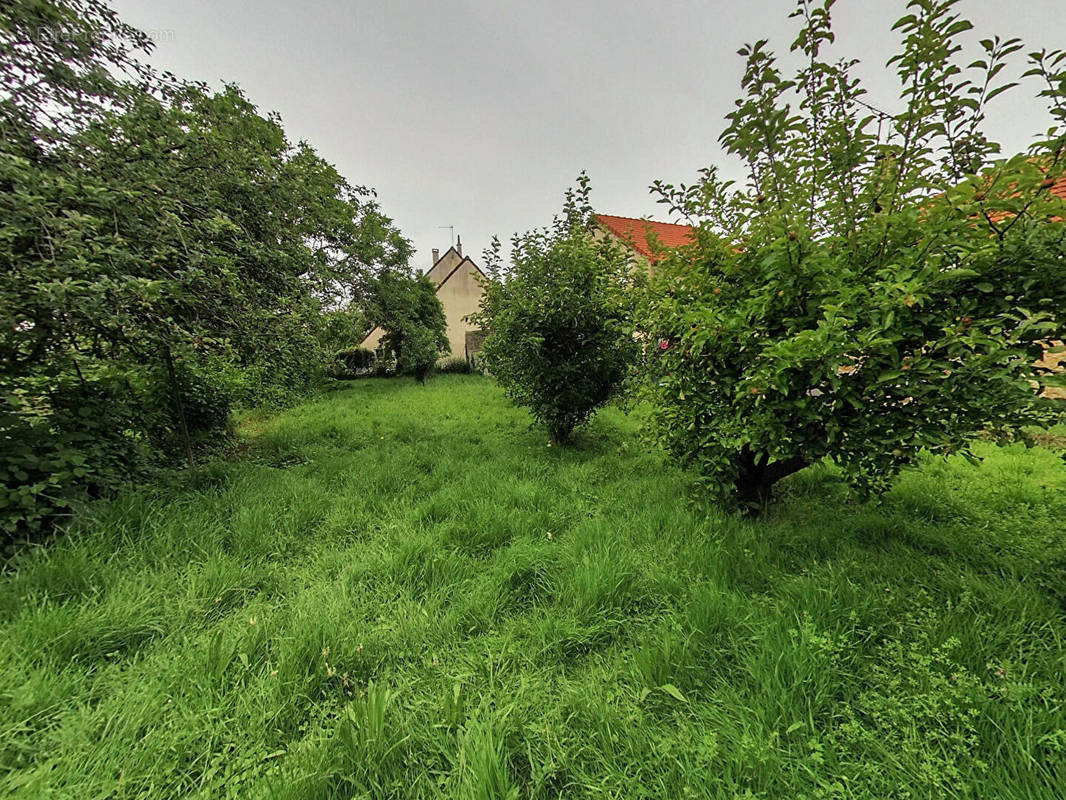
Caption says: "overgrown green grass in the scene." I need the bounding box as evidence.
[2,376,1065,798]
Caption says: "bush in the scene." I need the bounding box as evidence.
[169,367,233,446]
[470,175,638,442]
[332,347,376,379]
[643,1,1066,511]
[397,326,441,384]
[438,356,473,374]
[1,381,151,548]
[1,352,251,548]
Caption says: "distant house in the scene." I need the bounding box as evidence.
[361,238,487,363]
[594,214,696,268]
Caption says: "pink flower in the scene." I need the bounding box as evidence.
[659,340,670,350]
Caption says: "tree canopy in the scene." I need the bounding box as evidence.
[364,269,449,382]
[1,0,412,541]
[644,0,1066,510]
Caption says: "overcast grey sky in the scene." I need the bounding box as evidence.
[110,0,1065,269]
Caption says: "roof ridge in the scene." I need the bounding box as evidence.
[435,253,487,290]
[595,213,692,228]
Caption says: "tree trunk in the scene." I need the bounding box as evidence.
[163,345,196,471]
[549,419,575,445]
[733,447,808,514]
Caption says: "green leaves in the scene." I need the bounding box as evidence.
[471,177,638,443]
[0,2,412,541]
[644,0,1066,511]
[659,683,689,703]
[365,269,449,383]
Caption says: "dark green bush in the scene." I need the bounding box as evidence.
[1,382,151,548]
[397,326,441,384]
[332,347,376,379]
[171,367,233,445]
[470,175,638,443]
[438,356,473,374]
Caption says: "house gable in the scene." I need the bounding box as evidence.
[359,247,487,361]
[422,246,465,285]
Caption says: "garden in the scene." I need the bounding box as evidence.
[3,0,1066,796]
[1,376,1064,797]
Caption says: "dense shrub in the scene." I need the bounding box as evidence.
[332,347,377,379]
[438,357,474,374]
[169,364,233,437]
[397,326,442,384]
[470,176,638,442]
[0,382,151,547]
[0,356,245,543]
[643,0,1066,511]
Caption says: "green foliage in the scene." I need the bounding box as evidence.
[458,718,520,800]
[0,376,1063,797]
[645,0,1066,510]
[0,382,149,548]
[471,175,639,442]
[438,356,474,375]
[364,269,449,381]
[317,309,369,357]
[397,325,442,384]
[331,347,376,379]
[0,0,161,153]
[0,0,412,541]
[335,683,404,793]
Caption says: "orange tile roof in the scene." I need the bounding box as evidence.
[982,171,1066,222]
[595,214,695,261]
[599,174,1065,257]
[1049,174,1066,202]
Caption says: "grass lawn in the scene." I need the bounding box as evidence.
[2,375,1065,799]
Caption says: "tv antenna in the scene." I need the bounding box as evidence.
[438,225,455,247]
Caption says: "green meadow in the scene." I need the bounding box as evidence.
[2,375,1064,798]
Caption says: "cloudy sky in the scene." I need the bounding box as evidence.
[111,0,1064,269]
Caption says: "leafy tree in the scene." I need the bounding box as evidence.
[364,269,449,381]
[0,0,166,153]
[397,326,442,384]
[319,309,370,356]
[471,175,638,443]
[0,0,412,541]
[644,0,1066,512]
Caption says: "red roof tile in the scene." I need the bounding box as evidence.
[983,171,1066,223]
[1049,174,1066,202]
[595,214,695,261]
[599,174,1065,258]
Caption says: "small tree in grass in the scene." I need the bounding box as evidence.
[644,0,1066,512]
[397,325,440,384]
[471,175,638,443]
[365,269,449,382]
